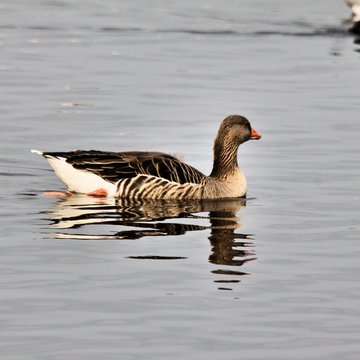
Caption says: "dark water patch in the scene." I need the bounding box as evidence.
[16,192,38,197]
[0,24,64,31]
[2,23,349,40]
[28,25,63,31]
[127,255,187,260]
[1,172,37,177]
[0,24,17,30]
[156,26,349,38]
[212,269,252,276]
[158,29,239,36]
[100,26,143,33]
[252,27,348,38]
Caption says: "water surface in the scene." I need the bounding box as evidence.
[1,0,360,359]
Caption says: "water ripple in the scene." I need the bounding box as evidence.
[42,195,255,290]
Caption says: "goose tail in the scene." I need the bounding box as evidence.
[31,149,44,156]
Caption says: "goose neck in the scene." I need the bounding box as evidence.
[210,140,239,179]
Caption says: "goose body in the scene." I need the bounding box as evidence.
[32,115,261,199]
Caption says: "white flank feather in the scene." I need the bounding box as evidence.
[46,156,116,196]
[32,150,116,196]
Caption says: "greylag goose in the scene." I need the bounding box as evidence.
[32,115,261,199]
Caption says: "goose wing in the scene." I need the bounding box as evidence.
[43,150,205,185]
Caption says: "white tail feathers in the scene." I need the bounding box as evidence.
[31,150,43,155]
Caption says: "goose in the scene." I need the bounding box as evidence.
[32,115,261,199]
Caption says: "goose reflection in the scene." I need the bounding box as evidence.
[45,195,256,289]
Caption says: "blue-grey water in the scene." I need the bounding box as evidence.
[1,0,360,359]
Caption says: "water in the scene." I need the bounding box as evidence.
[1,0,360,359]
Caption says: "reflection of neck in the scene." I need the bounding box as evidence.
[208,210,239,237]
[208,210,251,267]
[210,136,239,179]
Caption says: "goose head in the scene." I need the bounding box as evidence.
[215,114,261,147]
[211,115,261,179]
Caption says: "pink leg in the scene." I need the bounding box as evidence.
[87,188,108,197]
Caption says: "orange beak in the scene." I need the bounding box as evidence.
[250,128,262,140]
